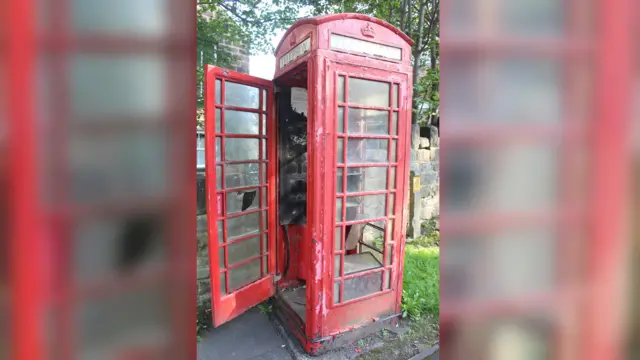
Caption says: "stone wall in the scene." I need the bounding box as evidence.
[408,124,440,238]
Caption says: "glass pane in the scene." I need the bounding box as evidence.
[228,258,261,290]
[226,189,259,214]
[215,108,221,133]
[384,271,392,289]
[197,150,206,168]
[224,110,259,134]
[261,114,267,135]
[334,282,341,304]
[337,107,345,133]
[334,255,342,278]
[215,137,221,162]
[336,198,343,222]
[197,133,205,148]
[215,79,221,104]
[261,187,267,208]
[347,108,388,135]
[392,84,398,108]
[391,112,398,135]
[385,245,393,266]
[337,76,345,102]
[262,211,268,232]
[261,140,266,159]
[347,139,388,164]
[260,164,267,184]
[348,78,390,107]
[261,89,267,111]
[224,163,260,189]
[390,140,397,162]
[345,194,387,222]
[346,167,387,193]
[218,247,225,269]
[220,274,227,295]
[336,168,344,193]
[216,165,222,189]
[217,220,224,243]
[225,81,259,109]
[388,194,395,216]
[226,212,260,240]
[226,236,261,266]
[262,256,267,275]
[224,138,259,161]
[386,219,394,244]
[344,272,382,301]
[335,227,343,251]
[390,167,396,189]
[262,233,267,255]
[337,138,344,164]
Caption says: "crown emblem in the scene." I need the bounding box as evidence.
[361,23,376,38]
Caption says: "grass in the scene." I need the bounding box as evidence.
[401,225,440,321]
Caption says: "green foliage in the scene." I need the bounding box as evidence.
[257,301,273,314]
[401,245,439,321]
[196,296,212,341]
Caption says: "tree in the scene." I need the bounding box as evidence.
[196,0,307,106]
[306,0,440,125]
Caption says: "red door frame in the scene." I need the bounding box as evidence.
[204,65,277,327]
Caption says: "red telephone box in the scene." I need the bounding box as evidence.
[204,13,414,354]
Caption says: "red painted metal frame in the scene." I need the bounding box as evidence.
[10,0,196,358]
[440,0,633,358]
[204,65,277,327]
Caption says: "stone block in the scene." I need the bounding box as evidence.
[430,147,439,161]
[418,149,430,162]
[420,137,430,149]
[421,205,434,220]
[429,125,440,147]
[411,124,421,149]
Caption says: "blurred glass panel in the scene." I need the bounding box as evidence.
[224,138,259,161]
[345,194,387,222]
[217,220,224,244]
[226,189,259,214]
[226,212,260,241]
[73,215,166,284]
[337,107,345,133]
[77,286,171,359]
[69,132,167,203]
[335,227,343,251]
[337,76,345,102]
[334,282,341,304]
[226,237,261,266]
[215,108,221,133]
[224,163,260,189]
[225,81,259,109]
[392,84,398,108]
[228,259,261,290]
[348,78,390,107]
[441,230,556,302]
[72,0,168,36]
[216,80,221,104]
[261,89,267,111]
[216,165,222,189]
[215,137,221,162]
[218,247,225,269]
[347,108,389,135]
[70,54,166,121]
[391,112,398,136]
[336,198,343,222]
[220,274,227,295]
[224,110,259,135]
[334,255,342,278]
[501,0,563,37]
[388,193,395,216]
[336,168,344,193]
[346,167,387,193]
[347,139,388,164]
[337,138,344,164]
[441,143,558,213]
[343,272,382,301]
[389,167,396,189]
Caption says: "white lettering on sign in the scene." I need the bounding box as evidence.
[279,37,311,69]
[330,34,402,61]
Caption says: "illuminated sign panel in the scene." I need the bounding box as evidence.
[279,37,311,69]
[330,34,402,61]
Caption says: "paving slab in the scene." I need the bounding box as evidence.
[197,308,293,360]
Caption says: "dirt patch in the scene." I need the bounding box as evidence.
[356,317,439,360]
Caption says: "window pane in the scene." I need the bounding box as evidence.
[337,107,345,133]
[216,79,221,104]
[226,236,261,266]
[224,110,259,135]
[217,220,224,243]
[384,270,391,289]
[334,255,342,278]
[218,247,225,269]
[348,78,390,107]
[391,112,398,136]
[390,167,396,189]
[392,84,398,108]
[336,198,343,222]
[196,133,205,148]
[347,108,388,135]
[215,108,221,133]
[215,137,221,162]
[224,138,259,161]
[346,167,387,193]
[220,274,227,294]
[343,272,382,301]
[390,140,397,162]
[226,189,259,214]
[261,114,267,135]
[335,227,343,251]
[216,165,222,189]
[261,89,267,111]
[345,194,387,222]
[226,212,260,240]
[197,150,206,168]
[261,140,266,159]
[337,138,344,164]
[334,282,341,304]
[385,245,394,266]
[224,163,260,189]
[225,81,259,109]
[347,139,388,164]
[337,76,345,102]
[388,193,395,216]
[228,258,261,290]
[336,168,344,193]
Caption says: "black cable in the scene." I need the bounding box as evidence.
[282,224,291,279]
